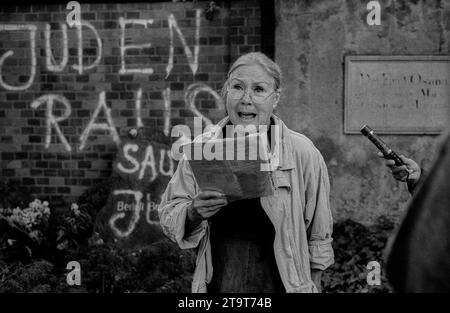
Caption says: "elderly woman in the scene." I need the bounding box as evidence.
[158,52,334,293]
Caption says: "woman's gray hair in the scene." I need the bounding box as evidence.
[221,52,282,99]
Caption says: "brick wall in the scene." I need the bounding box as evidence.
[0,1,262,207]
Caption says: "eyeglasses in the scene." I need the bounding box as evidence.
[227,79,278,103]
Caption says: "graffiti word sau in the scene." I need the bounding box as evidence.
[117,143,174,182]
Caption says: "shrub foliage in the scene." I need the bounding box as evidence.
[1,179,396,293]
[322,216,396,293]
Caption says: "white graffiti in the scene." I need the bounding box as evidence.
[145,194,159,226]
[1,11,201,89]
[18,84,222,152]
[159,148,174,177]
[162,87,171,136]
[0,9,227,242]
[117,143,140,174]
[119,18,154,75]
[79,91,120,150]
[166,9,201,78]
[72,21,102,74]
[135,88,144,128]
[185,83,224,126]
[116,142,174,181]
[138,145,157,181]
[109,190,160,237]
[31,94,72,152]
[109,189,143,238]
[0,12,224,152]
[0,24,36,91]
[45,23,68,72]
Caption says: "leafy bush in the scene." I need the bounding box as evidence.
[0,180,33,213]
[75,177,113,220]
[322,216,397,293]
[0,239,195,293]
[0,260,55,293]
[61,238,195,293]
[0,179,398,293]
[0,179,195,293]
[0,200,52,261]
[54,203,94,252]
[0,198,95,263]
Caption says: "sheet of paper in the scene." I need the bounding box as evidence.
[184,134,274,202]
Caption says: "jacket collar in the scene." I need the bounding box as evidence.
[209,115,296,170]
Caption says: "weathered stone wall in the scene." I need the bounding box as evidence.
[275,0,450,224]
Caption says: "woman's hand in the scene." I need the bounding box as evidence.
[377,152,421,183]
[187,190,228,224]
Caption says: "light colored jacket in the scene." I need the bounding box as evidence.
[158,115,334,293]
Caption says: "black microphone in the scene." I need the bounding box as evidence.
[361,125,405,166]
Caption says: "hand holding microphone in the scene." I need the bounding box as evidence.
[361,125,421,183]
[376,152,421,183]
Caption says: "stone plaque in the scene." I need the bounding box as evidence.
[344,56,450,134]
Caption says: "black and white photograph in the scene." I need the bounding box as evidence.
[0,0,449,304]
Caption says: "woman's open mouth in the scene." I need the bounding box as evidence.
[238,112,257,121]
